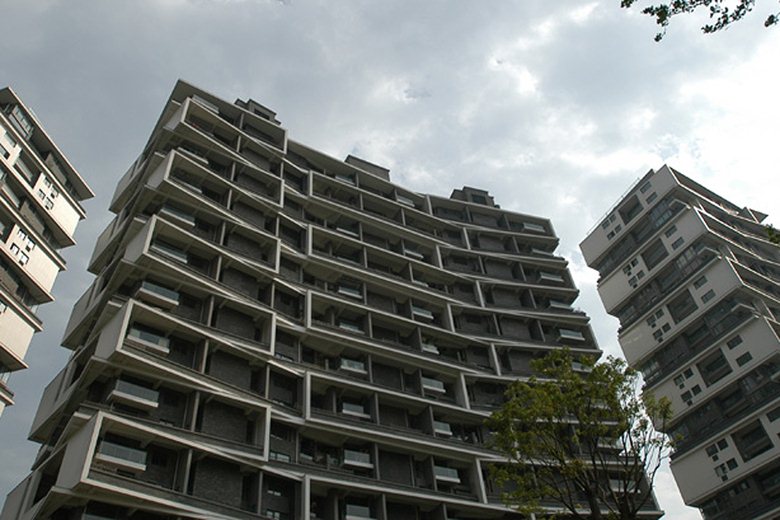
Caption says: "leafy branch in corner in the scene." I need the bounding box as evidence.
[621,0,779,40]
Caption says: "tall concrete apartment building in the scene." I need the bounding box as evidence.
[2,81,659,520]
[581,166,780,520]
[0,87,93,416]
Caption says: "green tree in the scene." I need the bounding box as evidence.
[487,349,673,519]
[767,224,780,244]
[621,0,779,41]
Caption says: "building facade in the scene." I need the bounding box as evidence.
[3,81,659,520]
[0,87,93,416]
[581,166,780,519]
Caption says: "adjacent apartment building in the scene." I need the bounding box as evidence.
[2,81,661,520]
[581,166,780,520]
[0,87,93,416]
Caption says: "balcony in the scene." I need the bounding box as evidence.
[134,280,179,310]
[421,376,446,394]
[434,465,461,484]
[338,357,367,375]
[126,325,171,355]
[558,328,586,342]
[343,449,373,470]
[341,401,371,420]
[421,341,440,355]
[344,503,376,520]
[433,420,453,437]
[159,204,196,227]
[150,240,189,264]
[411,305,435,322]
[107,379,160,410]
[94,441,147,472]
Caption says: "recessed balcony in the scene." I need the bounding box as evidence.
[94,441,147,473]
[126,325,171,355]
[343,449,373,469]
[107,379,159,410]
[134,280,179,310]
[433,420,453,437]
[338,357,367,375]
[434,465,461,484]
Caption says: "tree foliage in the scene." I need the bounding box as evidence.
[621,0,780,40]
[767,224,780,244]
[487,350,673,519]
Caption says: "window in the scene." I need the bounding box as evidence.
[717,439,728,450]
[10,105,33,139]
[767,405,780,422]
[646,192,658,204]
[671,237,685,250]
[727,335,743,349]
[640,182,652,193]
[664,225,678,238]
[674,375,685,388]
[693,276,708,289]
[692,385,702,395]
[701,289,716,303]
[736,352,753,367]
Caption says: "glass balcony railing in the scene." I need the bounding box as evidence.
[341,402,370,419]
[138,280,180,303]
[113,379,160,404]
[159,205,196,227]
[345,503,375,520]
[343,449,373,468]
[97,441,147,468]
[433,420,453,436]
[558,329,586,342]
[411,305,434,321]
[422,376,446,393]
[434,465,461,483]
[150,241,189,263]
[338,358,367,374]
[126,327,170,353]
[421,341,440,355]
[337,285,362,299]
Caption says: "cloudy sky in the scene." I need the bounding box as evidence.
[1,0,779,517]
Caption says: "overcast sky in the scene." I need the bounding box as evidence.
[2,0,779,517]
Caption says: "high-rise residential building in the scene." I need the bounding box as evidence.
[581,165,780,520]
[0,87,93,416]
[2,81,660,520]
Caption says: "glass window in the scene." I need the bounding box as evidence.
[736,352,753,367]
[726,335,743,349]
